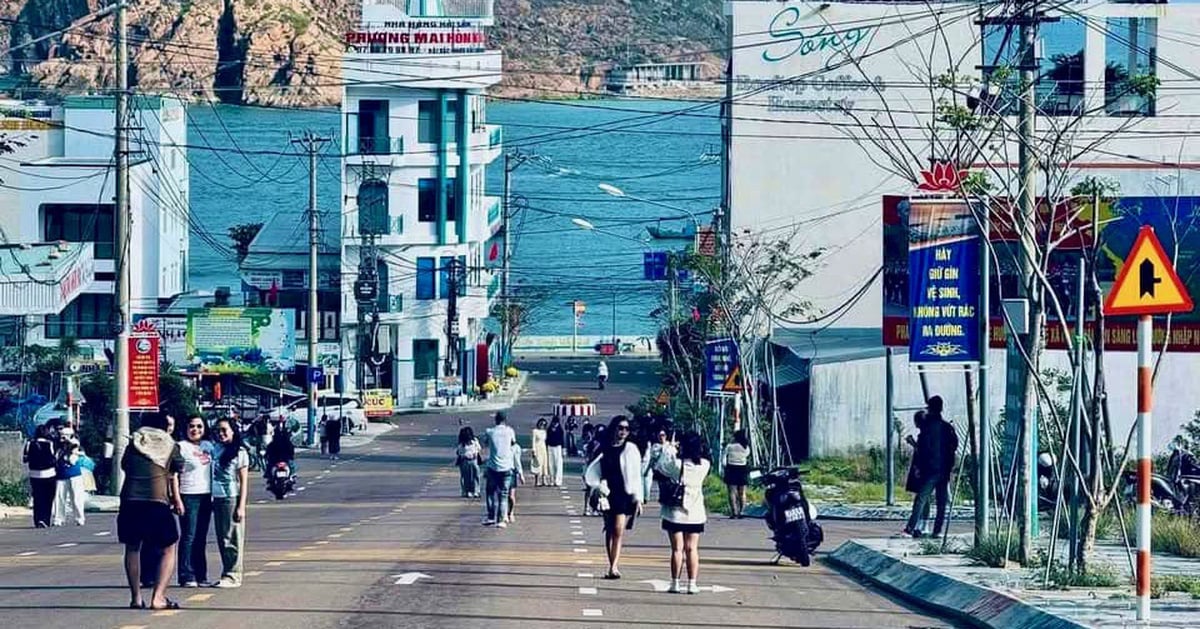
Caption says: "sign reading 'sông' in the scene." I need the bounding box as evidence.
[1104,226,1194,317]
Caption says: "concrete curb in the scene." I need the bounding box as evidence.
[816,504,974,521]
[827,540,1088,629]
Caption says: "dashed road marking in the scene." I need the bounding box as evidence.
[579,586,597,595]
[118,625,148,629]
[151,610,180,617]
[56,542,78,548]
[575,559,593,564]
[339,527,354,532]
[286,552,305,558]
[315,541,330,545]
[245,571,263,577]
[619,370,629,375]
[548,371,558,375]
[301,546,318,550]
[572,540,586,545]
[186,593,214,602]
[327,534,343,538]
[573,548,588,553]
[297,487,307,492]
[265,561,284,567]
[582,609,603,617]
[571,531,583,536]
[577,572,594,578]
[569,519,582,524]
[17,551,37,556]
[94,531,111,537]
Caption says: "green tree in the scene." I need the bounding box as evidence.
[228,222,264,262]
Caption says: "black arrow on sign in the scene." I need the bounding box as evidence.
[1140,259,1162,298]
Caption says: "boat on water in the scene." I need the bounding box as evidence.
[646,220,696,240]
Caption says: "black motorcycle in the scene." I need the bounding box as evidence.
[267,461,296,500]
[757,467,823,566]
[1123,445,1200,516]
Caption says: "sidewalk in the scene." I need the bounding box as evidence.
[829,536,1200,628]
[394,371,528,416]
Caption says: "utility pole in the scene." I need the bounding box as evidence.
[501,155,512,370]
[446,257,460,377]
[721,0,733,275]
[110,0,131,494]
[293,132,330,448]
[1015,2,1040,563]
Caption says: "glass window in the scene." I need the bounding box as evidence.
[439,256,456,299]
[45,293,114,339]
[356,100,390,154]
[418,101,438,144]
[1106,17,1157,116]
[412,339,438,380]
[416,257,436,300]
[981,16,1086,116]
[42,204,116,259]
[418,178,457,222]
[358,180,389,235]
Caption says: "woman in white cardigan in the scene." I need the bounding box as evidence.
[584,416,643,579]
[654,431,711,594]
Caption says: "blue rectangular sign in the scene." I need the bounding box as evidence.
[704,338,740,396]
[906,199,982,364]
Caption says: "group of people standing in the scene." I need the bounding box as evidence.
[22,422,90,528]
[903,395,960,539]
[116,413,253,611]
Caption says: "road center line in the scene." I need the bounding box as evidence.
[265,561,284,567]
[17,551,37,556]
[57,542,78,548]
[575,559,593,564]
[579,586,597,595]
[573,548,588,553]
[582,609,603,617]
[576,572,594,578]
[94,531,111,536]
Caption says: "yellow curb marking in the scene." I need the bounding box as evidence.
[185,593,213,602]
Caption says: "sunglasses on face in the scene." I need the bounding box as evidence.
[617,425,631,432]
[188,424,204,430]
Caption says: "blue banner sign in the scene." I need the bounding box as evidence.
[906,199,982,364]
[704,338,741,396]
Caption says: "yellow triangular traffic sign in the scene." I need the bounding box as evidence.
[1103,226,1194,316]
[722,365,743,393]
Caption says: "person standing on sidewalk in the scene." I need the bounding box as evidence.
[319,414,329,457]
[211,418,250,588]
[584,416,643,579]
[456,426,482,498]
[481,412,516,528]
[722,430,751,519]
[176,416,214,587]
[324,413,342,461]
[118,412,185,610]
[530,418,549,487]
[141,415,177,588]
[23,424,58,528]
[905,396,959,538]
[52,424,86,527]
[655,431,711,594]
[546,416,566,487]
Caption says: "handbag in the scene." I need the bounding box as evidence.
[659,471,685,508]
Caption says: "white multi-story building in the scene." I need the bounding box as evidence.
[340,0,504,406]
[0,95,190,356]
[729,1,1200,455]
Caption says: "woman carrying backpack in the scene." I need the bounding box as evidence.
[23,425,58,528]
[654,431,711,594]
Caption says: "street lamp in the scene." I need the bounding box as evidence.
[571,217,596,231]
[597,183,704,234]
[570,216,651,247]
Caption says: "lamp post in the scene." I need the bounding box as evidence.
[597,183,704,247]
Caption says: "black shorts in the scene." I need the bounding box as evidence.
[724,464,750,486]
[662,520,705,535]
[118,500,179,549]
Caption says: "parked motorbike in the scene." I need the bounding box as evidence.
[1037,453,1059,512]
[755,467,823,566]
[267,461,296,500]
[1123,444,1200,516]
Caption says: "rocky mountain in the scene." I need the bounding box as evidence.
[2,0,723,107]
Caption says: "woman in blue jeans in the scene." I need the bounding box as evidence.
[176,417,214,587]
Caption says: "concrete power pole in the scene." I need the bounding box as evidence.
[293,132,330,447]
[110,0,131,494]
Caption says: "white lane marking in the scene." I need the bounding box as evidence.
[17,551,37,556]
[618,370,628,375]
[244,571,263,577]
[265,561,284,567]
[150,610,180,617]
[57,542,78,548]
[571,531,584,536]
[117,625,148,629]
[573,548,588,553]
[569,519,582,524]
[94,531,111,537]
[572,540,586,545]
[339,527,354,532]
[315,541,330,545]
[256,499,268,504]
[327,533,343,538]
[186,593,214,602]
[582,609,603,617]
[577,572,594,578]
[575,559,593,564]
[297,487,307,492]
[579,586,597,595]
[548,371,558,375]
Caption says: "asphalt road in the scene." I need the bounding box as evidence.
[0,358,955,628]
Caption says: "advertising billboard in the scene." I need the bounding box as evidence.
[883,195,1200,351]
[906,199,982,364]
[185,308,297,373]
[127,333,160,412]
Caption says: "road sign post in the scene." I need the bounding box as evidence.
[1102,226,1194,623]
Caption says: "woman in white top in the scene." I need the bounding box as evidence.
[655,431,711,594]
[530,418,549,487]
[722,429,752,519]
[177,416,215,587]
[456,426,483,498]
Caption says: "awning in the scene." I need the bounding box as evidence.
[0,242,95,315]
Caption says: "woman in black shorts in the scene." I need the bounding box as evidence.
[722,429,751,519]
[654,431,712,594]
[584,416,644,579]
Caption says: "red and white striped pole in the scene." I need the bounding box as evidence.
[1136,314,1153,622]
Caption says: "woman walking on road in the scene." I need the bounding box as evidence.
[584,416,643,579]
[211,418,250,589]
[23,424,58,528]
[456,426,482,498]
[546,416,566,487]
[530,418,549,487]
[177,417,214,587]
[324,414,342,461]
[722,429,751,519]
[655,431,712,594]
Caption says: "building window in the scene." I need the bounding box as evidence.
[437,256,467,299]
[417,99,460,144]
[413,339,439,380]
[356,100,390,154]
[417,178,459,223]
[42,204,115,259]
[359,180,389,235]
[416,257,436,300]
[45,293,114,339]
[1106,18,1157,116]
[981,17,1086,116]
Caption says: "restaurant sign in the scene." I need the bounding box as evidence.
[345,20,487,55]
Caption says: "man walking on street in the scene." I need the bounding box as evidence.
[482,412,516,528]
[119,413,186,610]
[905,396,959,538]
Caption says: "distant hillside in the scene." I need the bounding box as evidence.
[1,0,725,107]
